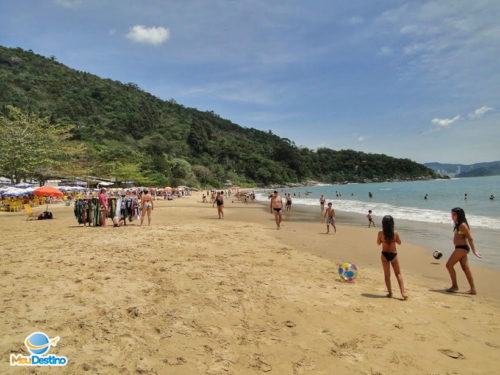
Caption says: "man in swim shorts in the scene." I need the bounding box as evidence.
[323,202,336,233]
[270,190,284,229]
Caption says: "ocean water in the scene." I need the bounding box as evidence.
[256,176,500,230]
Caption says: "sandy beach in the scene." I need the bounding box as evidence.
[1,193,499,374]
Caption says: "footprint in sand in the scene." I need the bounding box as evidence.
[126,306,140,318]
[438,349,465,359]
[250,354,272,373]
[285,320,296,328]
[163,356,187,366]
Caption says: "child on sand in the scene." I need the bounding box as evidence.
[367,210,375,227]
[323,202,336,234]
[377,215,408,300]
[446,207,482,294]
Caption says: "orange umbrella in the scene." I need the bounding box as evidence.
[33,186,64,197]
[33,186,64,212]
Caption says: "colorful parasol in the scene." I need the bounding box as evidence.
[33,186,64,197]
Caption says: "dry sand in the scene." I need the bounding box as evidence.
[0,194,499,374]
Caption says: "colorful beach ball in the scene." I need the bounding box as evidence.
[338,262,358,282]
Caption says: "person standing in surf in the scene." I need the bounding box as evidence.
[285,193,292,212]
[446,207,482,295]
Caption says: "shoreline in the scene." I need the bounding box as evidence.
[252,183,500,271]
[239,198,500,301]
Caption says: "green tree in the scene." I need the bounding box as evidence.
[0,105,76,183]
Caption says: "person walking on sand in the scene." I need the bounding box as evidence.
[140,189,154,226]
[319,195,326,214]
[270,190,283,229]
[446,207,482,295]
[367,210,375,227]
[213,191,224,219]
[377,215,407,299]
[323,202,336,234]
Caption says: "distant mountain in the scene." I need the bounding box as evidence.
[425,161,500,177]
[457,164,500,177]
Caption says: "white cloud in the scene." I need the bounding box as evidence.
[403,43,425,55]
[177,80,279,105]
[375,0,500,96]
[468,105,493,119]
[430,115,460,130]
[108,29,116,36]
[126,25,170,45]
[347,16,364,25]
[378,46,393,56]
[53,0,81,7]
[357,136,366,143]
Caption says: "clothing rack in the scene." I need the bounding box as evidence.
[73,197,141,226]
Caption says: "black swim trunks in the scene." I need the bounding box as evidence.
[273,208,282,212]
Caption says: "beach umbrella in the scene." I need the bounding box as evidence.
[164,187,172,190]
[33,186,64,197]
[33,186,64,211]
[1,187,27,197]
[14,183,33,188]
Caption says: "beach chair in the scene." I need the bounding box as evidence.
[24,204,38,220]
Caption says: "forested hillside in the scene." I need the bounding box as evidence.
[0,46,436,187]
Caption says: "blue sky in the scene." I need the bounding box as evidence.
[1,0,499,164]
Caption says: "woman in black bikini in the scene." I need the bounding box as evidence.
[213,191,224,219]
[377,215,408,299]
[446,207,482,294]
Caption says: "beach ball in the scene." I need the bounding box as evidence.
[338,262,358,282]
[25,332,50,355]
[433,251,443,260]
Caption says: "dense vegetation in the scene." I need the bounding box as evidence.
[0,46,436,187]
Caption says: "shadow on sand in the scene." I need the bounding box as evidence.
[429,289,472,297]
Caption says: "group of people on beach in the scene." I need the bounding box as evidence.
[96,188,154,227]
[266,190,482,299]
[379,207,481,299]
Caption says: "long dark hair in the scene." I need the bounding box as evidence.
[382,215,395,242]
[452,207,469,232]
